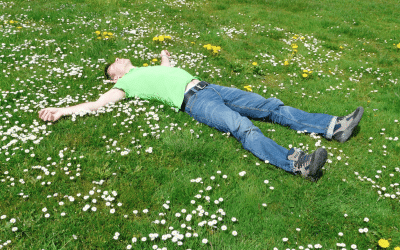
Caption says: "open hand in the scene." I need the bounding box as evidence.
[38,108,64,122]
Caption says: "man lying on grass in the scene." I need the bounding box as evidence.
[38,50,364,182]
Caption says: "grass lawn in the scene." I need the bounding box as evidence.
[1,0,400,249]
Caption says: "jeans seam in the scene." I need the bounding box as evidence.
[228,103,329,132]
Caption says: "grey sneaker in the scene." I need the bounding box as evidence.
[288,147,327,182]
[332,107,364,143]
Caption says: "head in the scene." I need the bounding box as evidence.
[104,58,135,83]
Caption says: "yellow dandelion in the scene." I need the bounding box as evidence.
[397,43,400,49]
[302,73,308,78]
[97,37,102,40]
[104,36,109,39]
[158,35,164,42]
[244,86,252,91]
[292,35,298,39]
[300,36,305,40]
[10,20,14,24]
[143,63,149,67]
[152,58,158,62]
[204,44,212,50]
[339,46,344,49]
[17,26,22,29]
[252,62,258,66]
[284,61,289,66]
[95,31,101,35]
[215,46,221,50]
[309,71,313,74]
[108,32,113,36]
[191,42,195,45]
[293,49,298,53]
[303,69,308,73]
[153,37,159,41]
[165,35,171,39]
[378,239,390,248]
[103,31,108,36]
[213,50,219,54]
[393,246,400,250]
[291,44,298,49]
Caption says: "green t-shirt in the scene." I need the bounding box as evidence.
[112,66,200,108]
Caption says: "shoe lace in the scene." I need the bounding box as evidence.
[294,154,312,175]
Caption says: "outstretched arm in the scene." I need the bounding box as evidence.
[160,50,173,67]
[38,88,126,122]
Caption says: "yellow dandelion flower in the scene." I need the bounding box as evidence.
[378,239,390,248]
[300,36,305,40]
[284,61,289,66]
[393,246,400,250]
[108,32,113,36]
[165,35,171,39]
[215,46,221,50]
[191,42,195,45]
[17,26,22,29]
[244,86,252,91]
[302,73,308,78]
[95,31,101,35]
[153,37,159,41]
[103,31,108,36]
[252,62,258,66]
[292,35,298,39]
[309,71,313,74]
[97,37,102,40]
[339,46,344,49]
[158,35,164,42]
[291,44,298,49]
[143,63,148,67]
[10,20,14,24]
[213,50,219,54]
[293,49,298,53]
[105,36,109,39]
[152,58,158,62]
[303,69,308,73]
[204,44,212,50]
[397,43,400,49]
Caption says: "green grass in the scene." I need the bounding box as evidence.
[1,0,400,249]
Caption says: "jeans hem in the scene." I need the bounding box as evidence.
[325,116,337,139]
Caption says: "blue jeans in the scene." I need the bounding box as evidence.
[183,82,337,173]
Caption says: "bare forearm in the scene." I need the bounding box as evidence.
[62,101,102,115]
[161,55,171,67]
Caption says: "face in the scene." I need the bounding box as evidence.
[108,58,133,82]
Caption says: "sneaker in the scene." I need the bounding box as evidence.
[288,147,327,182]
[332,107,364,143]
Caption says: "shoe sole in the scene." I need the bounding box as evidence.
[336,107,364,143]
[307,148,327,182]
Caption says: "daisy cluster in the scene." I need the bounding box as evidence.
[157,0,205,9]
[1,1,399,249]
[218,26,247,39]
[120,170,240,249]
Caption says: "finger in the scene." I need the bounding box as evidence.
[44,112,51,121]
[39,110,46,120]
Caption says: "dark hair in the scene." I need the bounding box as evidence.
[104,63,112,80]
